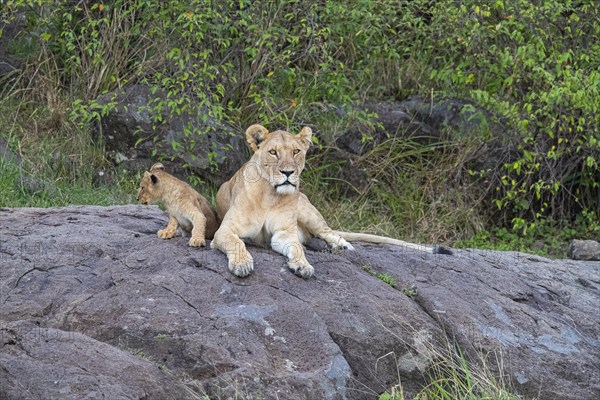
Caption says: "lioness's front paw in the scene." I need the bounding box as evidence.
[288,260,314,279]
[157,229,176,239]
[228,254,254,277]
[189,236,206,247]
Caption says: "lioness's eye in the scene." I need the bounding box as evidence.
[269,150,277,156]
[293,149,300,155]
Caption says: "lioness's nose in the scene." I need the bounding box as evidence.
[281,170,294,178]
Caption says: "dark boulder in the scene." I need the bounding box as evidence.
[325,99,509,196]
[336,99,502,156]
[94,84,248,186]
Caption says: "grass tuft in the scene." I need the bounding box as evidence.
[303,137,486,246]
[377,326,526,400]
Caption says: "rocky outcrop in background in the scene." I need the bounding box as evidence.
[1,206,598,399]
[94,85,249,186]
[93,85,507,196]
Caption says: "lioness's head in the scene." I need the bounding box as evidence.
[246,124,312,195]
[136,163,166,205]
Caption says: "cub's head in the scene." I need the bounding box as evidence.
[136,163,166,205]
[246,124,312,195]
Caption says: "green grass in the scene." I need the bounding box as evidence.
[455,214,600,259]
[379,330,525,400]
[0,99,140,208]
[302,138,486,246]
[0,156,138,208]
[131,348,154,363]
[410,349,523,400]
[378,273,397,288]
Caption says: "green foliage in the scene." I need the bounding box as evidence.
[361,264,375,274]
[402,287,418,298]
[379,386,403,400]
[1,0,597,251]
[377,273,397,288]
[131,348,154,363]
[458,1,599,226]
[437,2,598,226]
[411,350,521,400]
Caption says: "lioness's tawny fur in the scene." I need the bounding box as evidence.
[137,163,219,247]
[211,124,451,279]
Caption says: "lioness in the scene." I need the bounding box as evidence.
[211,124,451,279]
[137,163,219,247]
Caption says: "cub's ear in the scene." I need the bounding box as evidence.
[150,174,159,185]
[150,163,165,172]
[297,126,313,148]
[246,124,270,152]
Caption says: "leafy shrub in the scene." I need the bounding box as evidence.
[439,1,600,229]
[433,2,597,229]
[1,0,598,245]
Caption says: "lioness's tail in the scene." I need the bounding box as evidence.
[333,231,453,255]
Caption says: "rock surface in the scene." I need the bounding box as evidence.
[568,239,600,261]
[1,206,599,399]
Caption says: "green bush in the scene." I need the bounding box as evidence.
[437,1,600,229]
[1,0,598,247]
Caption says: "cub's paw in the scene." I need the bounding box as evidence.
[228,253,254,278]
[288,260,314,279]
[189,236,206,247]
[157,229,176,239]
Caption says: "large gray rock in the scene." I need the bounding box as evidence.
[344,246,600,400]
[1,206,598,399]
[568,239,600,261]
[93,84,248,186]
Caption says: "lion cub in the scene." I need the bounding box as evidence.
[137,163,219,247]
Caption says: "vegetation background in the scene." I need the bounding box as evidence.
[1,0,598,257]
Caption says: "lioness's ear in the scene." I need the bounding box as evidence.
[246,124,270,152]
[150,163,165,172]
[297,126,313,147]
